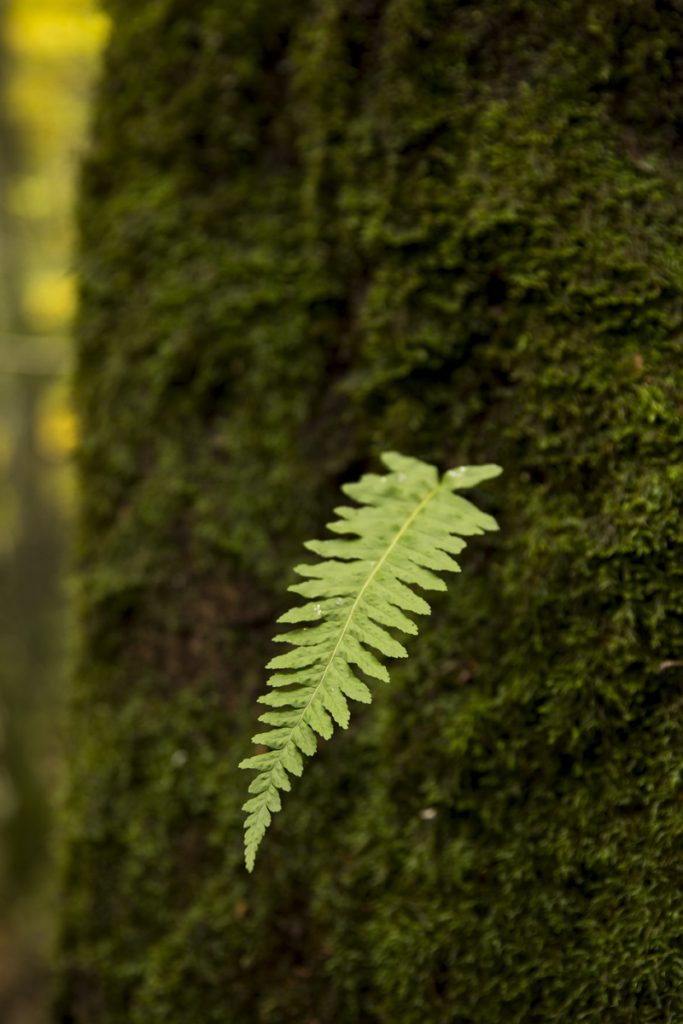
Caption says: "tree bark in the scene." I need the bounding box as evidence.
[59,2,683,1021]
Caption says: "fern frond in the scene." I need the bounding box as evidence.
[239,452,502,870]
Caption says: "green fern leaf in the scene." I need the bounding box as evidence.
[239,452,502,870]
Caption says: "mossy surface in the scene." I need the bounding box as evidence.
[59,1,683,1021]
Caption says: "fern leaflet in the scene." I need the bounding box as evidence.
[239,452,502,870]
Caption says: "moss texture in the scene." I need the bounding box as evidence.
[59,1,683,1021]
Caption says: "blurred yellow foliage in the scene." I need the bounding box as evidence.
[7,4,108,58]
[37,383,78,459]
[25,272,76,332]
[5,0,109,335]
[0,12,106,1024]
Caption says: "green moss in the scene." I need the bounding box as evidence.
[59,1,683,1021]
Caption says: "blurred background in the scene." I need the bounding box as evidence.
[0,2,106,1021]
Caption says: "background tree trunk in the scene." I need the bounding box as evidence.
[59,2,683,1021]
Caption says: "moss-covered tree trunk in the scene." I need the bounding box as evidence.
[59,2,683,1021]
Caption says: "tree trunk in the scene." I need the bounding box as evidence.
[59,2,683,1022]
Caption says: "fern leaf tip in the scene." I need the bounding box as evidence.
[444,463,503,490]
